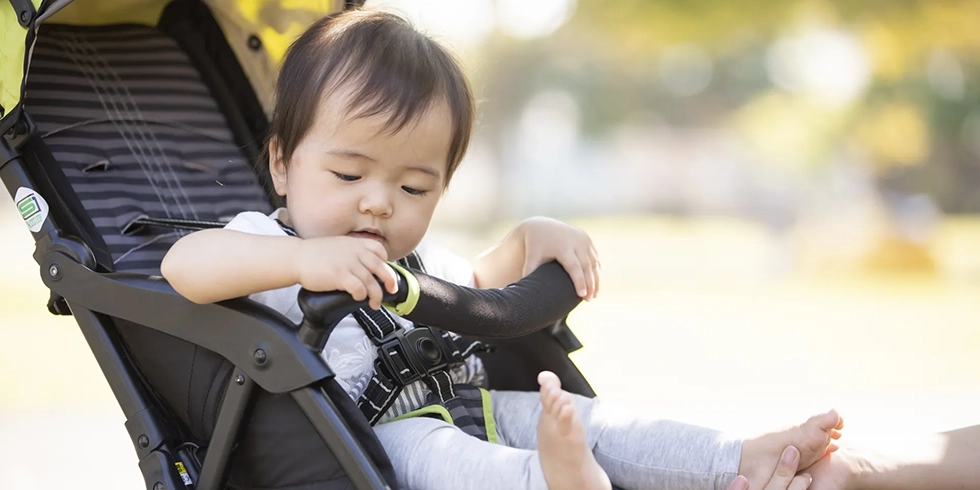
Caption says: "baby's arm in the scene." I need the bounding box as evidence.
[469,223,526,289]
[162,229,303,304]
[161,229,398,308]
[472,217,599,300]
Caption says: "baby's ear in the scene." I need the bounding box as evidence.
[268,138,288,196]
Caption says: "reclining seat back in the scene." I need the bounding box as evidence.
[22,11,394,489]
[27,24,271,275]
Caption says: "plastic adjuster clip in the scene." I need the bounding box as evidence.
[377,327,462,386]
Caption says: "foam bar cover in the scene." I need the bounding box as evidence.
[403,261,581,339]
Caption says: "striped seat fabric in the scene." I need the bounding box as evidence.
[24,24,272,275]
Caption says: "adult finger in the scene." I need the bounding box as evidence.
[787,474,813,490]
[726,475,749,490]
[764,446,802,490]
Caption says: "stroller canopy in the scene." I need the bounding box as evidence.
[1,0,349,132]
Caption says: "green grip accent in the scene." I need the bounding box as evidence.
[388,404,453,425]
[480,388,499,444]
[384,261,420,316]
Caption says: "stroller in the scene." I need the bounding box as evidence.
[0,1,601,489]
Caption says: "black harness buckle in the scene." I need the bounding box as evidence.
[377,327,462,386]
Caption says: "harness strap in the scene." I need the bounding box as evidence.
[353,251,490,425]
[123,215,227,233]
[355,252,428,422]
[351,268,409,424]
[423,370,457,404]
[256,217,483,425]
[352,307,398,343]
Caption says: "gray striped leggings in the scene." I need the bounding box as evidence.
[373,390,741,490]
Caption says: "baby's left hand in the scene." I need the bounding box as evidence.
[519,217,600,301]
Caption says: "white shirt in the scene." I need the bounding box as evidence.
[224,209,485,420]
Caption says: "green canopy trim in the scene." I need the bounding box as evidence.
[0,0,42,122]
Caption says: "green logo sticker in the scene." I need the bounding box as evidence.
[17,194,39,219]
[14,187,49,232]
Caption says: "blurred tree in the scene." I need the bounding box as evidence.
[465,0,980,213]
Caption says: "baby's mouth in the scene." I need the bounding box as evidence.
[347,230,384,242]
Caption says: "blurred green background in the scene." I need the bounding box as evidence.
[3,0,980,488]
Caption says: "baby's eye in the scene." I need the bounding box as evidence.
[402,186,428,197]
[332,172,360,182]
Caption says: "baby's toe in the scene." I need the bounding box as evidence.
[540,387,563,414]
[557,402,575,424]
[537,371,562,390]
[807,409,842,432]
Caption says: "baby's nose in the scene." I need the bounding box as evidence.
[359,191,393,217]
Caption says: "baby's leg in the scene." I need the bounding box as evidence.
[537,371,612,490]
[739,410,844,490]
[374,415,550,490]
[493,380,742,490]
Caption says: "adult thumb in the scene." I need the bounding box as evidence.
[726,476,749,490]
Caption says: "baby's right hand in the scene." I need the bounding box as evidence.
[294,236,399,310]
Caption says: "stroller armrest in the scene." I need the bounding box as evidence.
[40,251,333,394]
[406,260,582,339]
[298,260,582,341]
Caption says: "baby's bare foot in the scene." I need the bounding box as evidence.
[536,371,611,490]
[740,409,844,490]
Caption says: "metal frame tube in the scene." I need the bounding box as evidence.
[196,369,255,490]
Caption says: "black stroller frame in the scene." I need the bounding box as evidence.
[1,1,596,489]
[3,113,392,490]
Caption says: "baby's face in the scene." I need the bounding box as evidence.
[270,86,452,260]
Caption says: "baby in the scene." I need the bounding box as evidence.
[162,8,842,490]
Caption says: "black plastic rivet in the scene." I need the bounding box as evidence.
[138,435,149,448]
[253,349,267,364]
[48,265,60,279]
[153,483,165,490]
[19,11,29,24]
[247,35,262,51]
[235,374,245,385]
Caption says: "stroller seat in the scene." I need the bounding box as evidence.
[27,22,271,275]
[3,2,596,489]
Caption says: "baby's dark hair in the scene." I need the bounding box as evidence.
[269,9,474,185]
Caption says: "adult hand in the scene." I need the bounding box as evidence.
[806,450,854,490]
[727,446,813,490]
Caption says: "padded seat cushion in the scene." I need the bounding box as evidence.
[25,23,272,275]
